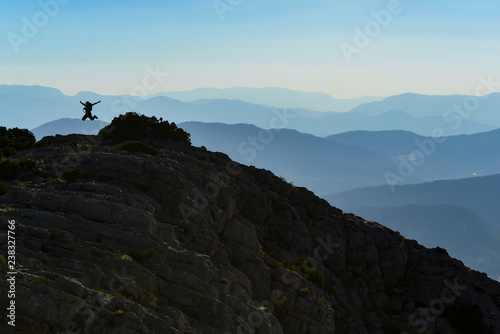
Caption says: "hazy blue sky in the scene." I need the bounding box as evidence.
[1,0,500,98]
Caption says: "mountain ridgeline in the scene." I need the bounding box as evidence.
[0,115,500,333]
[2,85,498,136]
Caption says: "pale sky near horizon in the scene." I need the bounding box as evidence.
[1,0,500,99]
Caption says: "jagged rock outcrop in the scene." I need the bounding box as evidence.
[0,134,499,333]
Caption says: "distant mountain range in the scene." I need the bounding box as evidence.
[180,123,500,194]
[180,122,394,195]
[140,99,494,137]
[325,173,500,231]
[150,87,383,112]
[2,85,497,137]
[31,118,109,139]
[351,92,500,127]
[328,129,500,181]
[314,109,495,137]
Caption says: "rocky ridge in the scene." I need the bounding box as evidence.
[0,134,499,333]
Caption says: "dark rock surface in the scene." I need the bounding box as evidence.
[0,135,499,333]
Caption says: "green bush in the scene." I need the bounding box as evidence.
[0,158,36,180]
[62,166,83,182]
[115,141,159,156]
[129,248,157,261]
[0,127,36,156]
[282,257,325,287]
[99,112,191,145]
[0,182,9,195]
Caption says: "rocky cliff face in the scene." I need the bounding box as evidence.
[1,134,499,334]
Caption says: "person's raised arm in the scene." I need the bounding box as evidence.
[93,100,101,106]
[80,101,85,106]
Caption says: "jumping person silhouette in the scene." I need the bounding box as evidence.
[80,100,101,121]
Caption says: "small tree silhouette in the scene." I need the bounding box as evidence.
[0,126,36,157]
[99,112,191,145]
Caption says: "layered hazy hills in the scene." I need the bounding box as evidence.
[326,174,500,280]
[178,123,500,194]
[326,173,500,230]
[151,86,383,112]
[1,131,500,333]
[328,129,500,180]
[351,92,500,127]
[350,93,469,117]
[2,85,497,136]
[180,121,396,195]
[31,118,109,139]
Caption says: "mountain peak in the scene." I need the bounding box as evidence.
[1,117,499,332]
[0,84,65,99]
